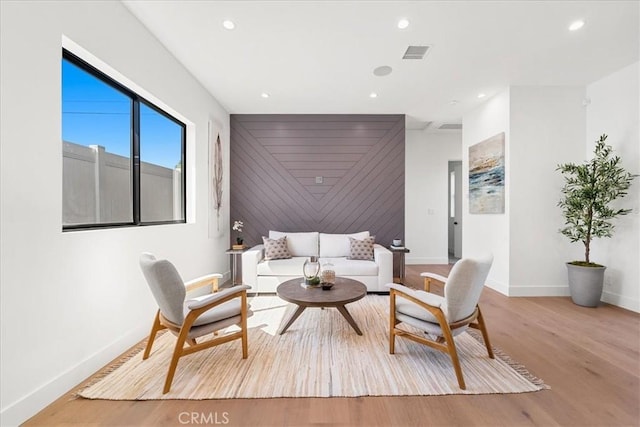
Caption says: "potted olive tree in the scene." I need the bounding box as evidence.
[557,134,637,307]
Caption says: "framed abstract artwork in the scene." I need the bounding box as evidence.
[469,132,505,214]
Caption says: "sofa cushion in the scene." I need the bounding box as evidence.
[269,231,319,257]
[319,231,370,257]
[262,236,292,260]
[257,257,307,276]
[348,236,375,260]
[319,257,378,276]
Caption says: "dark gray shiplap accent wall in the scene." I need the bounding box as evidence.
[230,114,405,248]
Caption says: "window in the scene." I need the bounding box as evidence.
[62,50,185,230]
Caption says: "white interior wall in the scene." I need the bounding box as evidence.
[0,2,230,424]
[586,61,640,312]
[508,86,586,296]
[405,130,461,264]
[463,78,637,309]
[461,89,511,294]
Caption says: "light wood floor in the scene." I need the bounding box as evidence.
[26,264,640,426]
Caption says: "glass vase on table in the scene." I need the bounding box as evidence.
[303,256,320,287]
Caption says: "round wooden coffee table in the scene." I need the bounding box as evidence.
[276,277,367,335]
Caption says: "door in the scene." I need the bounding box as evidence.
[448,161,463,259]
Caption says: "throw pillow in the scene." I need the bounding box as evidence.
[262,236,292,260]
[347,236,375,261]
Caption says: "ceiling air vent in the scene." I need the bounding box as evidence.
[438,123,463,130]
[402,45,430,60]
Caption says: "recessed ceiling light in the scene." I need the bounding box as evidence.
[397,19,410,29]
[450,100,459,105]
[261,92,269,98]
[369,92,378,98]
[477,93,486,99]
[222,20,235,30]
[569,20,585,31]
[373,66,393,77]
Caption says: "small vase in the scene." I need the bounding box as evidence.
[303,256,320,285]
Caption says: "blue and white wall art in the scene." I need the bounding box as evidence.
[469,132,505,214]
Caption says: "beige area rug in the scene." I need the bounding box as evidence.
[79,295,548,400]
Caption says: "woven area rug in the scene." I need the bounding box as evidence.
[79,295,547,400]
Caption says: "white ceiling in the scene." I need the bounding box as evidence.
[122,1,639,130]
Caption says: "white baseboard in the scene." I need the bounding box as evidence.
[487,285,638,312]
[406,257,449,265]
[602,291,640,313]
[484,279,509,296]
[507,286,571,297]
[0,325,148,426]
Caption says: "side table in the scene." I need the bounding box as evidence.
[388,246,410,284]
[225,248,248,285]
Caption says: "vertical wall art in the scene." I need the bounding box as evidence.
[209,120,223,232]
[469,132,505,214]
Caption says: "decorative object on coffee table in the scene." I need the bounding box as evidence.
[302,256,320,286]
[320,260,335,290]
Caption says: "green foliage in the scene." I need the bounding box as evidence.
[557,134,637,264]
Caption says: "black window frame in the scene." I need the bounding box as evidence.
[62,49,187,231]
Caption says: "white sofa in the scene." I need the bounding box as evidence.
[241,231,393,293]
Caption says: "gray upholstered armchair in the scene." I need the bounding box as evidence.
[139,253,252,393]
[386,254,494,389]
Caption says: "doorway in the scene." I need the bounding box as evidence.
[448,161,462,263]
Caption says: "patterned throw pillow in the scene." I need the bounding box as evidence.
[262,236,292,260]
[347,236,375,261]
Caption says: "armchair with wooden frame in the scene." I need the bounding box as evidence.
[386,254,494,390]
[139,253,252,394]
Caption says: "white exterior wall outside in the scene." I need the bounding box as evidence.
[63,142,183,225]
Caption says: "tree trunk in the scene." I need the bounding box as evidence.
[584,241,590,264]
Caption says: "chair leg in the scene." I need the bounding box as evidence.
[241,292,248,359]
[143,310,163,360]
[163,326,190,394]
[187,339,198,346]
[476,306,494,359]
[441,324,466,390]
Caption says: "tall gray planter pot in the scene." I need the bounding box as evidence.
[566,263,606,307]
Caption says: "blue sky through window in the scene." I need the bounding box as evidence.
[62,59,182,169]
